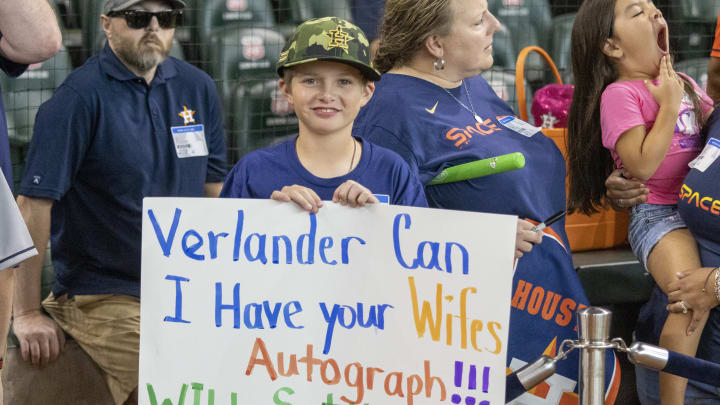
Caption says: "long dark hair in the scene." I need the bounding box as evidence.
[567,0,617,215]
[567,0,710,214]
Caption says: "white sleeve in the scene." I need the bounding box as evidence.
[0,175,37,270]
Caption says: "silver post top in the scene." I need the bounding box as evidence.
[627,342,669,371]
[577,306,612,342]
[516,355,557,390]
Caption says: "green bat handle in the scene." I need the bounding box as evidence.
[428,152,526,185]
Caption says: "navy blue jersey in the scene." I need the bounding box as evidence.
[354,73,620,402]
[221,136,427,208]
[19,44,227,297]
[679,134,720,268]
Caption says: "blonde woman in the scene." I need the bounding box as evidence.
[353,0,620,401]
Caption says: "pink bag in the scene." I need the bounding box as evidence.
[531,83,574,129]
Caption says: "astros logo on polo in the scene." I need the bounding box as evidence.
[178,106,196,125]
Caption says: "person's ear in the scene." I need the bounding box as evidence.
[424,34,445,60]
[359,81,375,107]
[100,15,112,39]
[602,38,623,59]
[279,78,293,105]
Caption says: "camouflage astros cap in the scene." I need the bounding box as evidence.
[277,17,381,81]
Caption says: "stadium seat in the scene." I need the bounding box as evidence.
[45,0,82,50]
[196,0,276,61]
[51,0,82,30]
[229,78,299,162]
[670,22,714,62]
[491,25,517,70]
[670,0,720,23]
[549,13,576,83]
[79,0,103,57]
[307,0,352,20]
[577,261,652,305]
[207,26,285,111]
[1,47,73,144]
[271,0,354,39]
[92,36,186,61]
[273,0,313,38]
[489,0,552,84]
[175,0,197,43]
[668,0,719,62]
[674,57,710,91]
[480,67,532,117]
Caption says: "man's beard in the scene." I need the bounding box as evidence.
[113,33,171,72]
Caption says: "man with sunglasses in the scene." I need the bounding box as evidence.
[11,1,226,404]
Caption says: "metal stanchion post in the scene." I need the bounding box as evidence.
[577,307,612,405]
[507,306,720,403]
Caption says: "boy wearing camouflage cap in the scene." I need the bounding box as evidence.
[221,17,427,209]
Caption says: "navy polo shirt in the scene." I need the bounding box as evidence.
[0,32,29,192]
[20,44,227,297]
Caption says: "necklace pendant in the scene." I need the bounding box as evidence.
[474,114,483,123]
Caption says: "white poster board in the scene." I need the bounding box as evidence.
[140,198,517,404]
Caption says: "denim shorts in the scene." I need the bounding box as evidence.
[628,203,687,271]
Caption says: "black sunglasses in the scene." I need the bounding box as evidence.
[107,10,183,29]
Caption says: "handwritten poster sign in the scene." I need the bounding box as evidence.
[139,198,517,404]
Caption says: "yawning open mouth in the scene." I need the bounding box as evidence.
[656,25,668,54]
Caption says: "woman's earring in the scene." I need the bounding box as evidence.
[434,57,446,71]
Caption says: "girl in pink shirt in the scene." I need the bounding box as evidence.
[567,0,713,403]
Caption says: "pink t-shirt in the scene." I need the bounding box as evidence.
[601,75,712,204]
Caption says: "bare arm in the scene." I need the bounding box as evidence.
[615,56,684,181]
[12,195,65,367]
[708,57,720,104]
[204,182,223,198]
[0,268,14,373]
[0,0,62,64]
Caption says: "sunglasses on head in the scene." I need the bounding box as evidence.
[107,9,183,29]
